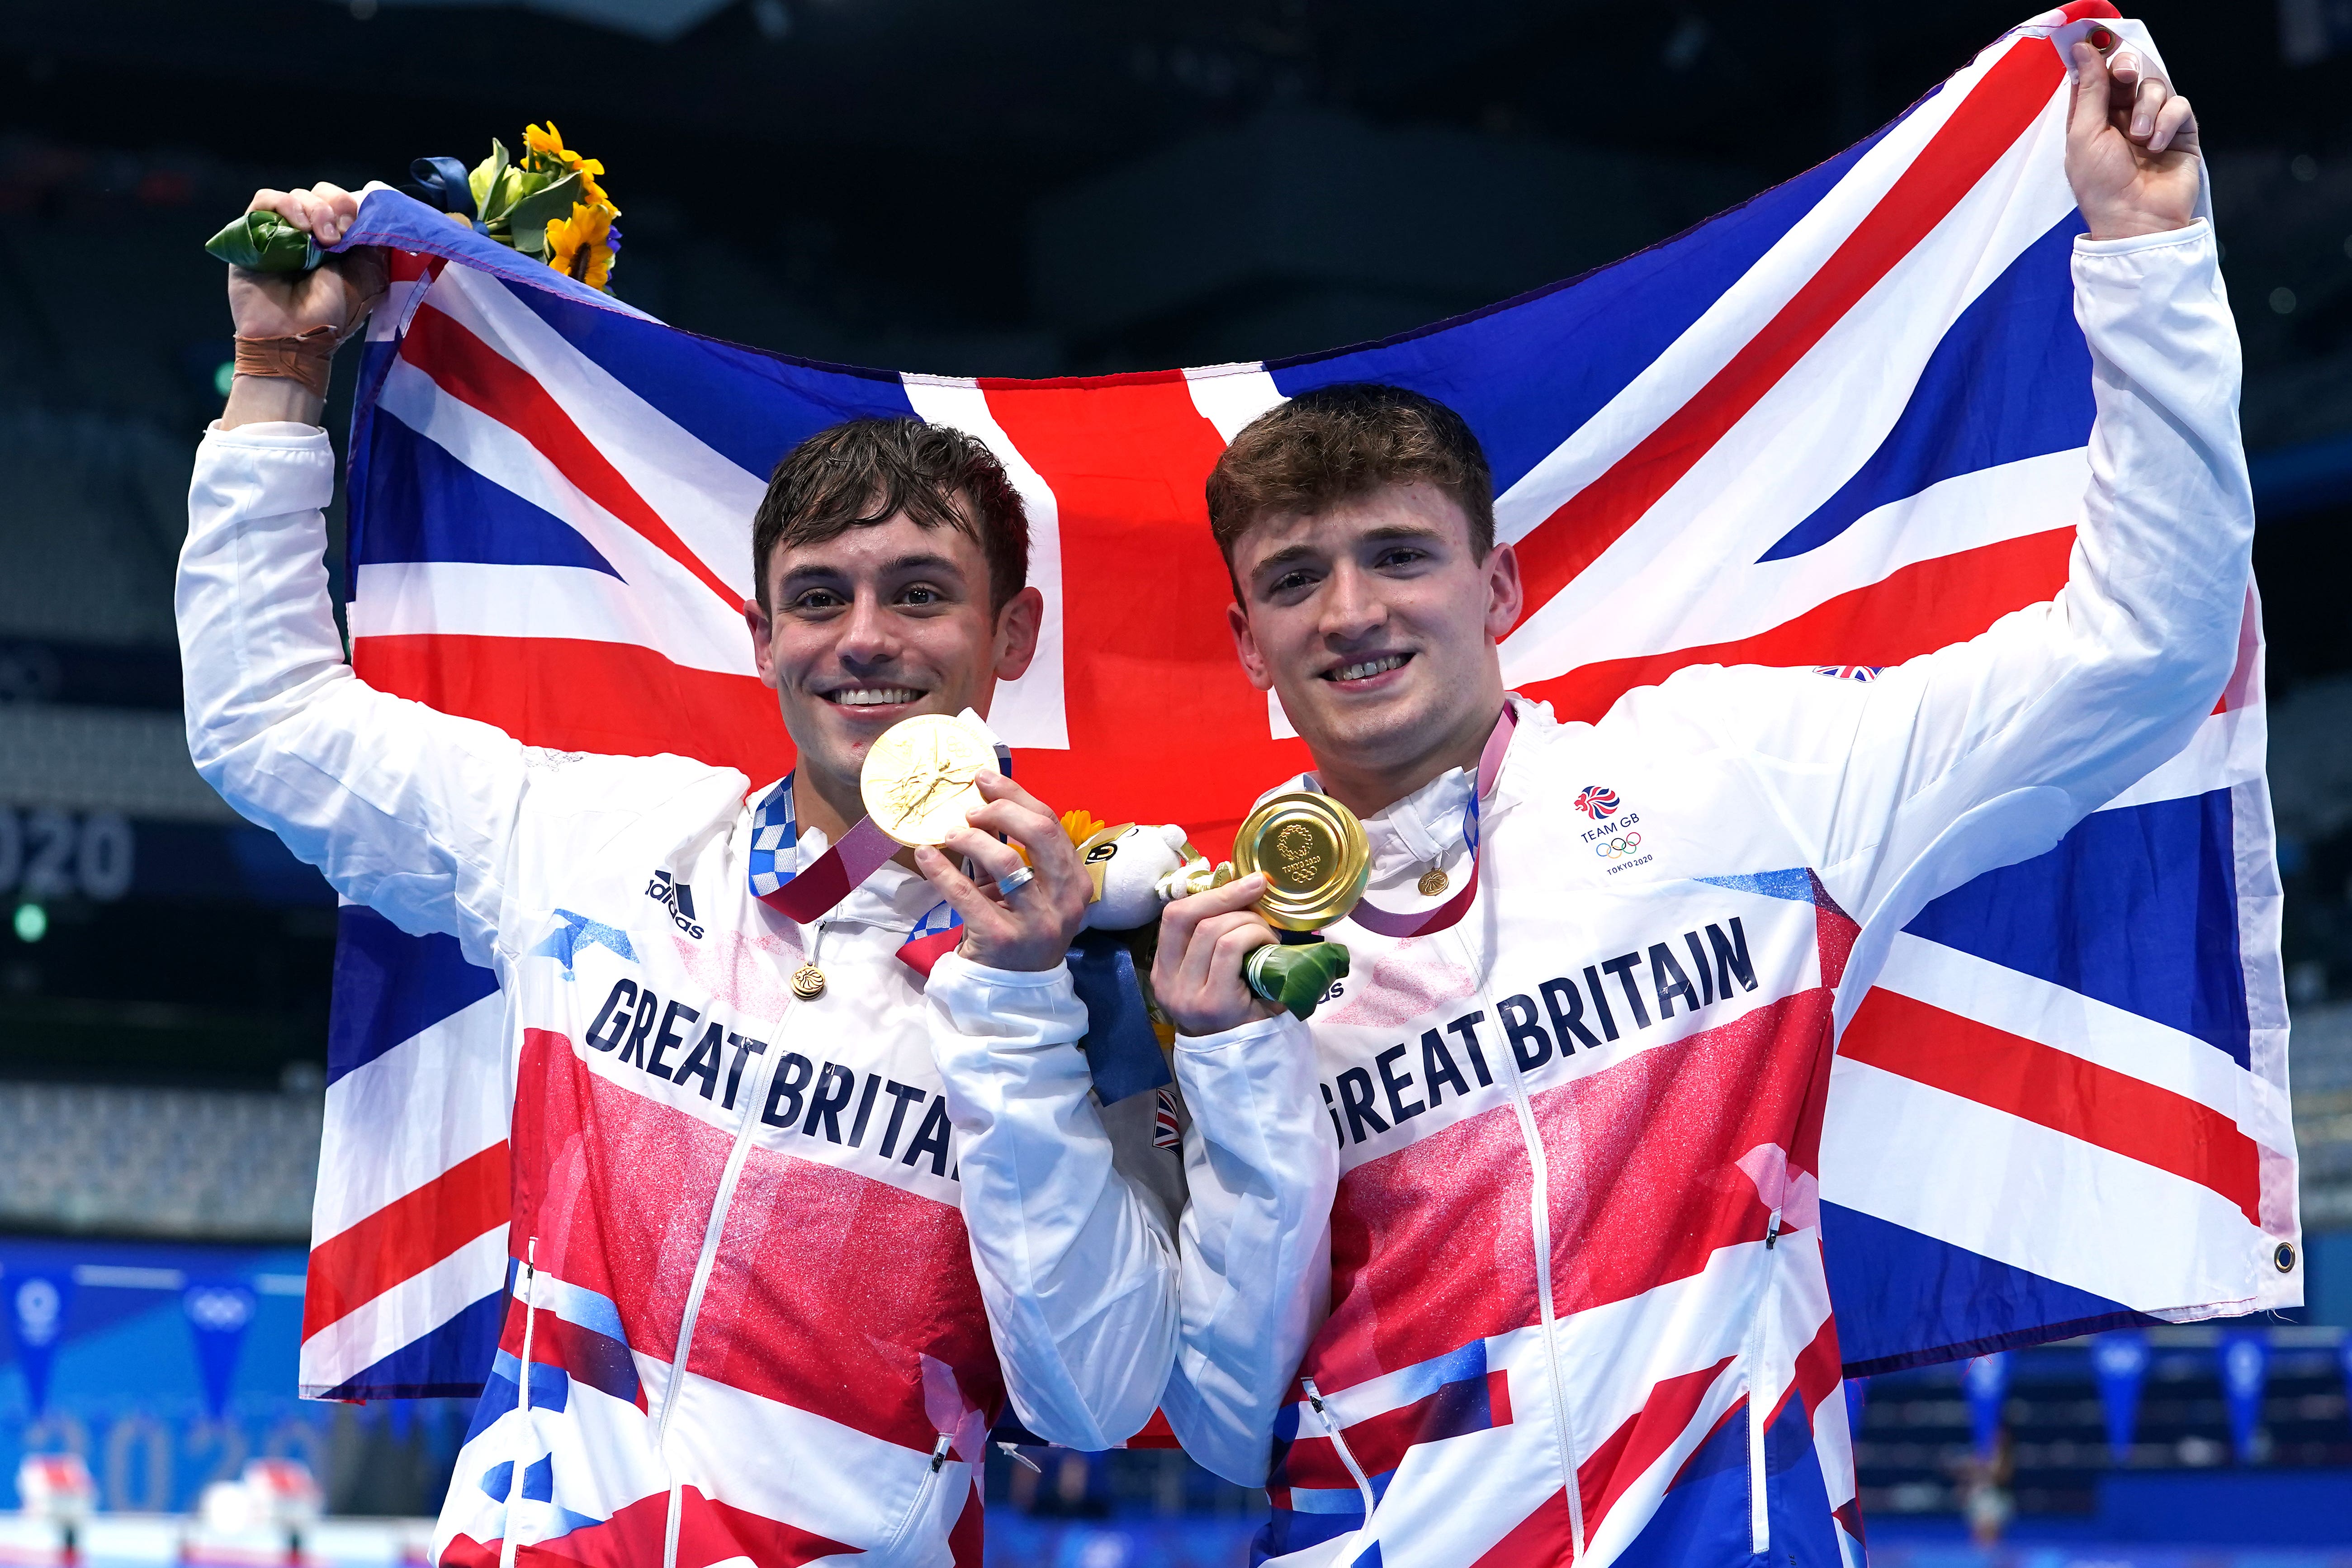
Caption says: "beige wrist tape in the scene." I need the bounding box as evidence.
[232,325,343,400]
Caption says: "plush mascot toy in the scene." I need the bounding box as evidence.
[1061,815,1350,1048]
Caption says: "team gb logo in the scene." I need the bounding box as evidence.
[1574,786,1620,820]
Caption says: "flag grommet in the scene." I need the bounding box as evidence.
[2274,1242,2298,1274]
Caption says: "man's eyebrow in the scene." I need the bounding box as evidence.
[1247,522,1448,583]
[777,551,967,587]
[1356,522,1450,545]
[871,551,967,580]
[1248,541,1322,577]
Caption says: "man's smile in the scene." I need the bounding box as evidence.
[1321,651,1415,688]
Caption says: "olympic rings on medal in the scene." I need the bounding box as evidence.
[1593,832,1643,859]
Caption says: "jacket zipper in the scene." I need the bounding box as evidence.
[1301,1376,1380,1525]
[653,990,801,1568]
[1747,1208,1783,1554]
[498,1237,540,1568]
[1443,923,1585,1563]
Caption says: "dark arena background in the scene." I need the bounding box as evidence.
[0,1,2347,1562]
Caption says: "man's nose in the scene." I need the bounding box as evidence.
[835,592,900,664]
[1318,561,1387,641]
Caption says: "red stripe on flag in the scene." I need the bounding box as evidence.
[1842,988,2264,1227]
[1508,38,2065,612]
[980,378,1311,855]
[353,634,795,784]
[303,1140,511,1339]
[1520,527,2075,725]
[400,304,745,615]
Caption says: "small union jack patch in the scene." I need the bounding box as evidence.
[1812,664,1885,682]
[1153,1088,1181,1150]
[1573,786,1620,820]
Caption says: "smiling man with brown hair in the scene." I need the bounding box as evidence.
[1132,35,2249,1566]
[179,182,1325,1567]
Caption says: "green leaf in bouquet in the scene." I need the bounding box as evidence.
[505,170,582,237]
[204,211,320,272]
[469,137,511,218]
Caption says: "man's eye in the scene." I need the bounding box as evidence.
[900,585,944,606]
[792,590,845,611]
[1268,570,1315,595]
[1375,548,1429,569]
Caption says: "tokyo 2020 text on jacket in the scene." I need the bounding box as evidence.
[178,430,1329,1563]
[945,224,2260,1565]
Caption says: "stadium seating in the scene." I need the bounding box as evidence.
[0,1080,318,1241]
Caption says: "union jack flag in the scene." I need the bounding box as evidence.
[299,8,2294,1506]
[1154,1087,1183,1151]
[1573,786,1623,820]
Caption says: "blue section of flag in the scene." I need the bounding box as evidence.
[1758,213,2093,561]
[1269,112,1910,498]
[1067,931,1174,1106]
[1821,1201,2144,1374]
[357,410,624,577]
[327,907,502,1088]
[1903,789,2251,1066]
[320,1285,509,1402]
[503,280,920,483]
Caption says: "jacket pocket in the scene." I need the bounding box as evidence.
[876,1434,955,1562]
[1302,1377,1382,1530]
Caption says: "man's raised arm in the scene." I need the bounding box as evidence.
[1622,40,2251,933]
[185,183,674,967]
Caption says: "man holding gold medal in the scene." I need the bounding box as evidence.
[1111,34,2239,1564]
[180,181,1330,1566]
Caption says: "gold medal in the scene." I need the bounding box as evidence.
[1231,792,1372,932]
[790,963,826,1000]
[1418,867,1450,897]
[860,714,993,847]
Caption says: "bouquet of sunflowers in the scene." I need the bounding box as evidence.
[205,122,622,295]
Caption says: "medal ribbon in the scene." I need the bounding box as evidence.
[1342,701,1518,940]
[745,734,1013,976]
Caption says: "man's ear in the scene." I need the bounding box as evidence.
[1483,542,1525,641]
[1227,600,1274,693]
[993,586,1044,681]
[745,597,781,690]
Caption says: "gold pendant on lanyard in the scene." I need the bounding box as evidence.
[790,962,826,1000]
[1417,867,1450,897]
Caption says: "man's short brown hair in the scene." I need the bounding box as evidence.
[753,417,1029,611]
[1206,384,1495,577]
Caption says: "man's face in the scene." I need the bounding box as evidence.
[1226,482,1521,782]
[747,511,1040,795]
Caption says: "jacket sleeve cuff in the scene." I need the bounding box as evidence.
[2073,217,2210,259]
[195,422,337,516]
[927,950,1087,1043]
[1174,1011,1302,1059]
[203,420,335,450]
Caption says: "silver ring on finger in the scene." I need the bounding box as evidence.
[996,866,1037,900]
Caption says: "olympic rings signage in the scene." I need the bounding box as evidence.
[1594,833,1643,859]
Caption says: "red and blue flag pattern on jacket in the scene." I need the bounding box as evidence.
[302,0,2293,1506]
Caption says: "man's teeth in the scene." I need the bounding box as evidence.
[1332,654,1408,682]
[832,688,921,706]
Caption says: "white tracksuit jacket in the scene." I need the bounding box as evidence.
[942,223,2257,1566]
[177,423,1318,1566]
